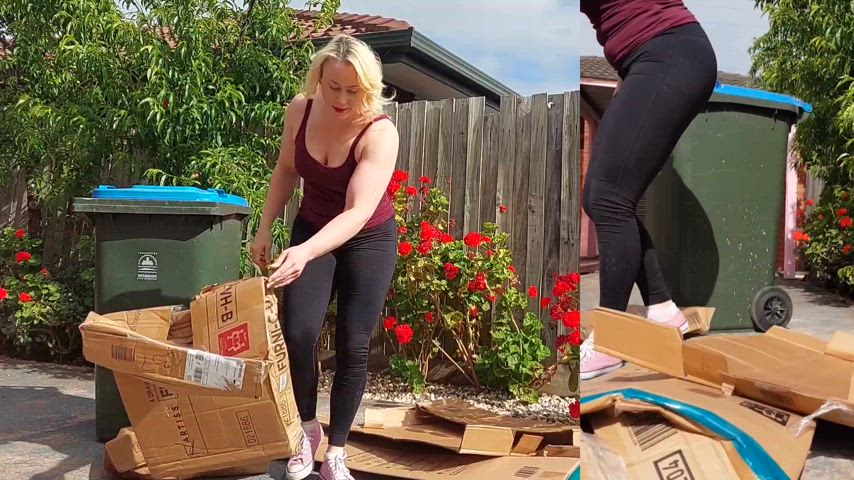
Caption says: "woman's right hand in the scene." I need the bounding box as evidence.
[250,228,273,269]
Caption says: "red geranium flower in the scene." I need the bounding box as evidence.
[498,204,508,213]
[508,265,516,275]
[424,312,435,323]
[806,199,814,207]
[398,242,413,256]
[398,226,408,234]
[0,288,8,300]
[838,208,849,217]
[417,241,433,255]
[844,244,852,255]
[15,229,25,239]
[570,401,580,419]
[19,292,33,303]
[440,233,454,244]
[406,186,418,196]
[464,232,483,248]
[419,176,431,184]
[469,306,479,317]
[394,324,414,344]
[541,297,552,309]
[39,268,50,277]
[393,170,409,183]
[387,181,402,196]
[562,311,581,330]
[383,316,397,331]
[528,286,538,298]
[444,263,461,280]
[840,217,853,229]
[15,252,32,264]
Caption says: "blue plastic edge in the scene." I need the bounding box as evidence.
[581,389,789,480]
[568,465,580,480]
[91,185,249,208]
[713,81,813,115]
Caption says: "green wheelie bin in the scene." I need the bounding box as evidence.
[642,83,812,332]
[73,185,251,442]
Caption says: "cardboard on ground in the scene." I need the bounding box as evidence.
[588,307,854,428]
[336,400,575,457]
[81,277,302,479]
[583,365,815,480]
[314,431,579,480]
[104,427,269,480]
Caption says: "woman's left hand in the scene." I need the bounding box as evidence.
[267,245,313,288]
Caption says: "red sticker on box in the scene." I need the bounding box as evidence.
[219,323,250,357]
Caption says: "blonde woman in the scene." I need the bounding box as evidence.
[251,34,399,480]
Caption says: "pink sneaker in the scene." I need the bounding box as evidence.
[319,452,354,480]
[580,333,625,380]
[286,422,324,480]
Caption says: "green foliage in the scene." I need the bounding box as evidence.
[798,188,853,291]
[0,0,338,274]
[751,1,854,291]
[0,227,94,359]
[383,170,572,403]
[389,354,426,395]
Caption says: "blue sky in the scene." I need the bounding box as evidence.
[578,0,769,75]
[338,0,580,95]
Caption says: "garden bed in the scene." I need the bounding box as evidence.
[317,369,576,425]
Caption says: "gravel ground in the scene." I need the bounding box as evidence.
[317,369,576,424]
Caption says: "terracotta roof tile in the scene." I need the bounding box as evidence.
[581,55,758,88]
[293,9,412,39]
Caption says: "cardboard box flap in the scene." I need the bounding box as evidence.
[826,331,854,362]
[588,308,687,379]
[417,399,574,434]
[105,427,146,473]
[583,366,815,480]
[81,312,270,398]
[312,431,579,480]
[591,307,854,428]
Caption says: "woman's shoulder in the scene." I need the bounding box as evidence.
[283,93,311,128]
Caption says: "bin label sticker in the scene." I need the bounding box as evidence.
[184,350,246,390]
[218,323,251,357]
[137,251,158,281]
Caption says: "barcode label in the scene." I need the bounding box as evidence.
[184,350,246,390]
[628,413,678,451]
[111,345,135,362]
[514,466,540,479]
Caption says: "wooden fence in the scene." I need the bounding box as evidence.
[1,91,581,360]
[293,92,582,357]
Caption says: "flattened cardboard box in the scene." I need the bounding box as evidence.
[104,427,269,479]
[336,400,575,457]
[582,365,815,480]
[313,431,579,480]
[80,306,269,398]
[106,278,302,479]
[589,307,854,428]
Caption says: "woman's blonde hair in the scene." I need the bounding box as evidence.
[303,34,392,119]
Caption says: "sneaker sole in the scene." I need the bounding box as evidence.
[580,361,625,381]
[285,462,315,480]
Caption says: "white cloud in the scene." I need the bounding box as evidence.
[338,0,580,94]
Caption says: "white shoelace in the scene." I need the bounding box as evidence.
[580,332,595,362]
[327,455,352,480]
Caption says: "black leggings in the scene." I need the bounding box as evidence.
[583,22,717,311]
[281,215,397,447]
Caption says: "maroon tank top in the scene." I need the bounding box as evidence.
[581,0,697,69]
[294,98,395,230]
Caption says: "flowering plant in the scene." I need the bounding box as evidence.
[796,188,854,293]
[0,227,94,358]
[382,170,581,402]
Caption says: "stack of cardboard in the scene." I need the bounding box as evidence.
[81,277,581,479]
[80,277,303,479]
[581,307,854,480]
[317,399,580,479]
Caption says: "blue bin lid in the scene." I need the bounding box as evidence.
[92,185,249,207]
[711,81,813,122]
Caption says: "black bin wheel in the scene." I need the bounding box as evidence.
[750,286,793,332]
